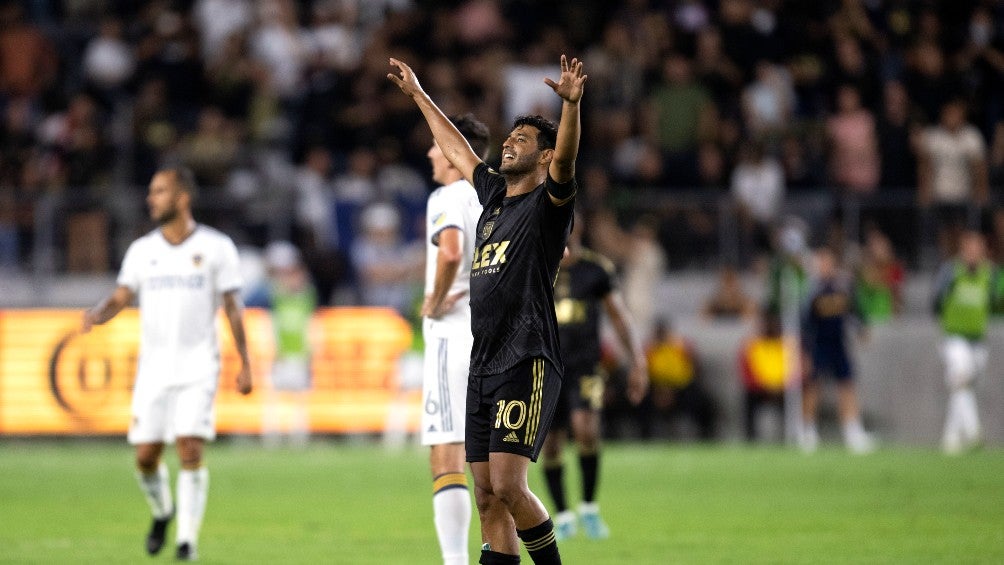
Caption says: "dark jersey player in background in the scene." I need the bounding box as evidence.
[800,246,876,454]
[390,54,586,565]
[541,215,647,541]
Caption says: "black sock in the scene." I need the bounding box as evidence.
[543,464,567,512]
[480,549,521,564]
[579,453,599,503]
[518,519,562,565]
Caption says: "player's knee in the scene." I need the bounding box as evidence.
[490,477,529,508]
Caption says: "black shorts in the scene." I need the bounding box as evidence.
[466,357,562,463]
[551,363,605,431]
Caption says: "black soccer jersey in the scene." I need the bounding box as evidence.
[469,162,575,377]
[554,249,615,373]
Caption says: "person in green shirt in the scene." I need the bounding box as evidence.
[260,241,318,447]
[932,230,1002,454]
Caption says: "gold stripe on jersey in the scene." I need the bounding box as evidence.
[432,472,468,494]
[525,359,544,446]
[523,530,557,552]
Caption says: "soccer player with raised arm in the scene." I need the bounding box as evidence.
[82,167,252,561]
[421,114,490,565]
[390,55,586,565]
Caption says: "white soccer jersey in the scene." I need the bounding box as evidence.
[118,225,243,387]
[424,179,482,331]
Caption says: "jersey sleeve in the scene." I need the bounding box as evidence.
[215,236,243,294]
[545,172,576,206]
[473,162,506,206]
[428,188,466,246]
[116,240,142,292]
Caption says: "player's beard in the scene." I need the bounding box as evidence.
[498,151,538,176]
[152,205,178,226]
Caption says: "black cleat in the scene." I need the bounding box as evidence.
[175,542,197,561]
[145,513,172,555]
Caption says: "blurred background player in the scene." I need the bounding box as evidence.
[420,114,490,565]
[81,167,252,561]
[932,230,1002,454]
[800,247,875,454]
[541,214,648,541]
[247,240,317,448]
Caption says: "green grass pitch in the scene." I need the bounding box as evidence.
[1,440,1003,564]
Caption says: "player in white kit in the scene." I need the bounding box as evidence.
[420,114,490,565]
[82,167,252,561]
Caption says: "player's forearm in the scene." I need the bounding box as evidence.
[412,92,480,180]
[224,299,251,365]
[605,295,645,367]
[427,256,461,311]
[87,288,131,325]
[87,300,124,325]
[551,100,581,183]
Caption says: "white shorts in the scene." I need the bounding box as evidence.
[942,336,988,389]
[420,318,472,446]
[271,358,311,392]
[128,378,218,444]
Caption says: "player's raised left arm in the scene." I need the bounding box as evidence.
[602,290,648,405]
[223,290,253,395]
[544,54,587,188]
[388,58,483,184]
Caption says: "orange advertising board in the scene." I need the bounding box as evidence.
[0,308,419,436]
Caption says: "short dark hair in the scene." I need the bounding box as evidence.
[157,166,199,199]
[451,113,491,160]
[512,115,557,150]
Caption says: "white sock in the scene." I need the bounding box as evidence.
[955,389,981,442]
[579,501,600,515]
[842,419,865,441]
[136,462,173,520]
[176,467,209,546]
[433,485,470,565]
[943,392,962,449]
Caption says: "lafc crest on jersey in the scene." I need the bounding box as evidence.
[481,220,495,239]
[481,207,501,239]
[192,254,203,267]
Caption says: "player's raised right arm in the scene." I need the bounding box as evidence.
[387,58,482,183]
[82,285,135,332]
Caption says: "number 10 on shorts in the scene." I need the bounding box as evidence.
[495,400,527,430]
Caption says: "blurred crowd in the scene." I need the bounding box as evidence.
[2,0,1004,301]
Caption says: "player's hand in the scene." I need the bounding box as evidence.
[387,58,425,98]
[544,54,587,104]
[81,309,98,334]
[235,364,252,395]
[626,362,649,406]
[422,290,467,319]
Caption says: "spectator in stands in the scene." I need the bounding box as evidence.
[826,84,879,195]
[179,106,241,188]
[731,140,785,264]
[349,201,422,317]
[917,98,989,260]
[855,227,905,324]
[738,308,791,442]
[0,3,58,99]
[645,52,717,186]
[701,265,757,321]
[741,60,795,141]
[642,318,717,440]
